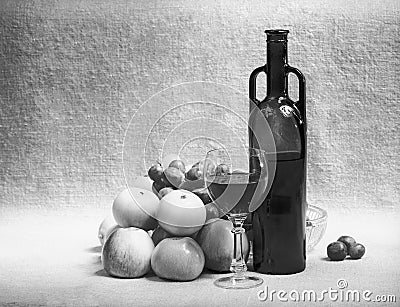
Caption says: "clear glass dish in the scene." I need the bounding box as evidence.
[306,204,328,251]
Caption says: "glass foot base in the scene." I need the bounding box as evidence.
[214,275,263,289]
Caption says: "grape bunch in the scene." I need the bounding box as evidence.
[147,159,212,205]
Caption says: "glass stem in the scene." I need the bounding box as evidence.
[228,214,248,279]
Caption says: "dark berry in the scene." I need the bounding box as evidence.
[162,167,185,188]
[185,167,203,181]
[349,243,365,259]
[168,160,186,173]
[327,241,347,261]
[215,164,229,176]
[148,163,163,182]
[337,236,356,254]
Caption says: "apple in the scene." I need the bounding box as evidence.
[204,202,221,222]
[196,218,249,272]
[156,190,206,236]
[98,215,121,246]
[133,175,153,192]
[102,227,154,278]
[151,237,205,281]
[112,188,159,231]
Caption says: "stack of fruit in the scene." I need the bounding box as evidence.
[98,158,249,281]
[327,235,366,261]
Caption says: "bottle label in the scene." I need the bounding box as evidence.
[279,105,294,118]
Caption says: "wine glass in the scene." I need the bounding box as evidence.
[204,147,269,289]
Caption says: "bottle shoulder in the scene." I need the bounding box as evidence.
[257,96,303,125]
[250,96,305,156]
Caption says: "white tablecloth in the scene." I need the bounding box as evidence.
[0,208,399,306]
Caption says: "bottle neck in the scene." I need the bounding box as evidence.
[266,40,288,97]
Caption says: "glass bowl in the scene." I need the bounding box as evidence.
[306,204,328,251]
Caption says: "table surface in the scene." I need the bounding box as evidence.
[0,207,399,307]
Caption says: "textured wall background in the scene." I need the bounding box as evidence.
[0,0,399,212]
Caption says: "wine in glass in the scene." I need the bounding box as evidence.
[204,147,269,289]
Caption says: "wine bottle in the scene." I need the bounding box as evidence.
[249,29,307,274]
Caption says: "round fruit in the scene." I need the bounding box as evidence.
[98,215,120,246]
[185,167,203,181]
[151,237,205,281]
[215,164,230,176]
[349,243,365,259]
[159,187,174,198]
[152,183,162,199]
[102,227,154,278]
[327,241,347,261]
[204,202,221,222]
[156,190,206,236]
[112,188,159,230]
[162,167,185,188]
[153,181,165,193]
[192,188,212,204]
[169,160,186,173]
[196,218,249,272]
[337,236,356,254]
[151,226,172,246]
[133,176,153,192]
[148,163,164,182]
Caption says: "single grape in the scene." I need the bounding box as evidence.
[159,187,174,198]
[148,163,163,182]
[185,167,203,181]
[337,235,356,254]
[162,167,185,188]
[349,243,366,259]
[169,160,186,173]
[215,164,229,176]
[327,241,347,261]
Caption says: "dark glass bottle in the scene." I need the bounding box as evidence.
[249,30,307,274]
